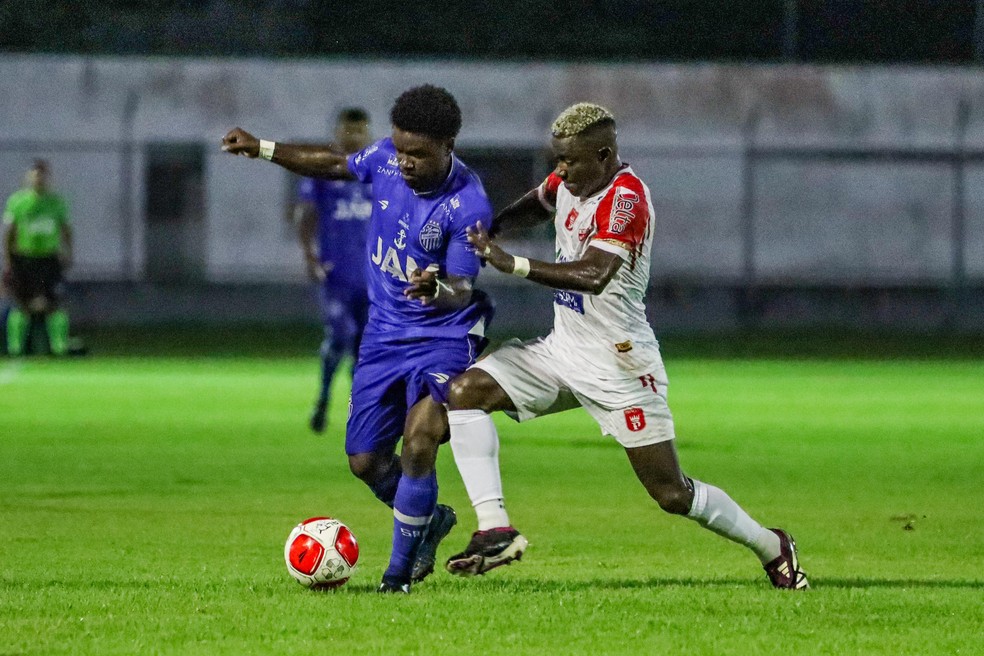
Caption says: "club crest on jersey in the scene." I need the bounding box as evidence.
[610,187,640,234]
[564,208,579,231]
[624,407,646,432]
[419,220,444,251]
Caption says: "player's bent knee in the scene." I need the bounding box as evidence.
[448,370,506,412]
[347,453,379,482]
[447,374,478,410]
[650,484,693,515]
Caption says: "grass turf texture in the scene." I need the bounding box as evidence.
[1,349,981,654]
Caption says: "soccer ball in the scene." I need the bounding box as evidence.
[284,517,359,589]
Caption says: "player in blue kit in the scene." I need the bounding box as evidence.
[222,85,494,593]
[294,108,373,433]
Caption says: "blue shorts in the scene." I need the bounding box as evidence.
[345,335,483,456]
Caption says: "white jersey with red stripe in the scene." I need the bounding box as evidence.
[536,164,662,377]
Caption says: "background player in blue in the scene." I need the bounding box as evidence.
[294,108,373,433]
[222,85,494,593]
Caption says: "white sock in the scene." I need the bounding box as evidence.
[448,409,510,530]
[474,499,509,531]
[687,479,781,564]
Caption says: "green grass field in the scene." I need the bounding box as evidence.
[1,343,982,655]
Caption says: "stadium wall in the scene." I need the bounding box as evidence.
[2,55,983,330]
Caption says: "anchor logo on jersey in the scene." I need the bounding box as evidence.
[394,229,407,250]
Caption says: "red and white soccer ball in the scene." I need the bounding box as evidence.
[284,517,359,589]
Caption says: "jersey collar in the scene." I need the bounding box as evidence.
[412,154,459,198]
[579,162,631,202]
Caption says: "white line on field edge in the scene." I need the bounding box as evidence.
[0,361,24,385]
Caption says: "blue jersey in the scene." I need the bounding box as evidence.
[297,176,373,288]
[347,138,493,341]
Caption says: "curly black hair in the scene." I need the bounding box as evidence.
[390,85,462,140]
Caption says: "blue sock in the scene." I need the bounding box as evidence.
[317,333,344,405]
[383,472,438,583]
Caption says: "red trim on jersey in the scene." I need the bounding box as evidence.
[592,171,650,267]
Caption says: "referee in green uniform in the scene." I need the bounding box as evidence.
[2,160,73,356]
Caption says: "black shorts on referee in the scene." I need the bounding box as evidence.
[9,253,63,305]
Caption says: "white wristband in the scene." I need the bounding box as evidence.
[259,140,276,161]
[433,280,453,299]
[512,256,531,278]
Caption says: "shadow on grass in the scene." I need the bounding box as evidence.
[804,577,983,590]
[8,575,981,594]
[347,575,984,594]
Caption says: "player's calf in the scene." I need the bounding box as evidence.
[6,308,28,356]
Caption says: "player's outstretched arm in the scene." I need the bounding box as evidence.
[489,189,553,237]
[468,221,622,295]
[221,128,354,180]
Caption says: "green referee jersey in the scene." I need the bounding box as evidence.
[3,188,69,257]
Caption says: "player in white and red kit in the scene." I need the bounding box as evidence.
[444,103,808,590]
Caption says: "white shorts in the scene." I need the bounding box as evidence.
[472,334,676,448]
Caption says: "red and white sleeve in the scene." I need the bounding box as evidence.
[590,175,650,262]
[537,172,563,212]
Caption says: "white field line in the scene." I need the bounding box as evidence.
[0,361,24,385]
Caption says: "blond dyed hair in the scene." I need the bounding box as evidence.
[550,103,616,138]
